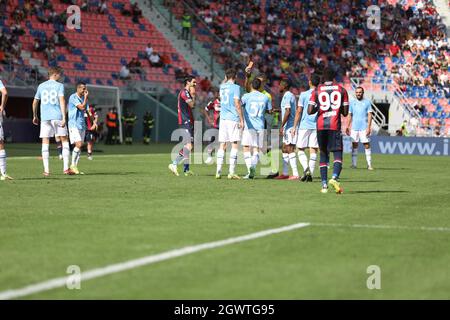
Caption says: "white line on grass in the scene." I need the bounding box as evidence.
[310,222,450,232]
[0,222,310,300]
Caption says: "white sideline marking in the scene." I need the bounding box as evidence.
[0,222,310,300]
[9,154,155,160]
[311,222,450,233]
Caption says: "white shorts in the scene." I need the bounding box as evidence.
[218,119,241,143]
[296,129,319,149]
[351,130,370,143]
[40,120,68,138]
[241,129,265,148]
[69,127,86,144]
[282,127,297,145]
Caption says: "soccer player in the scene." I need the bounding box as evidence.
[308,68,349,194]
[68,82,89,174]
[32,67,75,176]
[276,79,299,180]
[241,78,272,179]
[169,76,196,176]
[292,74,321,182]
[216,68,244,179]
[0,79,13,180]
[202,88,220,164]
[346,87,373,170]
[85,104,99,160]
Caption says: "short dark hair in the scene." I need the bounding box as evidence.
[183,75,195,86]
[76,81,86,88]
[311,74,321,87]
[251,78,262,90]
[257,73,267,81]
[281,79,292,89]
[323,67,335,82]
[355,86,365,93]
[225,68,237,80]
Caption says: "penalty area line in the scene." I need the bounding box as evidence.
[0,222,310,300]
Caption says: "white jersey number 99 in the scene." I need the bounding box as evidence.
[318,91,341,111]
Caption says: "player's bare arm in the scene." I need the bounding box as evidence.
[292,106,303,137]
[367,111,373,136]
[201,107,213,126]
[0,87,8,114]
[235,98,244,129]
[346,113,353,135]
[244,61,253,93]
[59,96,67,127]
[280,107,290,136]
[307,102,317,115]
[32,99,40,125]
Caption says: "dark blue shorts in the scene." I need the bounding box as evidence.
[317,130,343,152]
[180,123,194,143]
[85,130,97,142]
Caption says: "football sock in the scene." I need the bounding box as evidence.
[62,142,70,171]
[56,142,62,157]
[365,148,372,167]
[216,148,225,174]
[289,152,298,176]
[282,153,289,176]
[42,143,50,173]
[0,149,6,175]
[319,150,329,185]
[244,151,252,171]
[298,150,308,172]
[251,152,259,168]
[309,153,317,176]
[332,151,343,180]
[229,147,238,174]
[352,148,358,167]
[72,147,81,166]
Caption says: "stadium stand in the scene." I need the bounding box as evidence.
[1,0,193,92]
[164,0,449,136]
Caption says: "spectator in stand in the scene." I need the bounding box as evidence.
[98,0,107,14]
[80,1,89,12]
[149,52,163,68]
[389,41,401,58]
[181,11,192,40]
[131,3,142,23]
[199,77,212,92]
[145,43,153,58]
[120,64,131,80]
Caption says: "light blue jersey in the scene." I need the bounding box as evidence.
[280,90,296,129]
[298,88,317,130]
[349,98,372,131]
[68,93,87,130]
[241,91,272,131]
[0,80,4,90]
[34,80,65,121]
[219,81,241,122]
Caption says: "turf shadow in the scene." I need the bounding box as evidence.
[347,190,409,194]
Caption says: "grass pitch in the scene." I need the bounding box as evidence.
[0,143,449,299]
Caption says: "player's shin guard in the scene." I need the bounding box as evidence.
[216,148,225,174]
[332,151,343,180]
[282,153,289,176]
[297,150,308,172]
[309,153,317,176]
[42,144,50,173]
[244,151,252,172]
[229,148,238,175]
[289,153,298,177]
[182,146,190,172]
[72,147,81,166]
[319,150,329,185]
[352,148,358,167]
[62,142,70,171]
[365,148,372,167]
[0,149,6,176]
